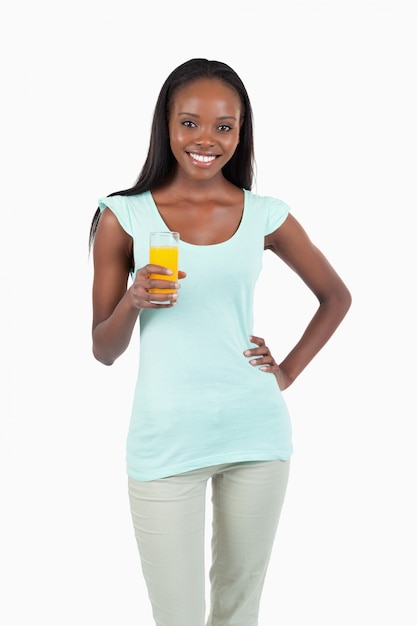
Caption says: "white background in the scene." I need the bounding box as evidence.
[1,0,416,624]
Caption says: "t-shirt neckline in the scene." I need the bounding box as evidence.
[147,189,247,248]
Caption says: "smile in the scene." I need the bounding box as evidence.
[188,152,218,163]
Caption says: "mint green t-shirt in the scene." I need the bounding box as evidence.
[98,189,293,481]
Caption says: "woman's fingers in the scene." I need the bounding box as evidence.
[129,264,180,309]
[244,335,279,372]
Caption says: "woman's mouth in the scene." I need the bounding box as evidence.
[188,152,218,164]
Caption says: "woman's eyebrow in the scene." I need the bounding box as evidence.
[177,111,238,120]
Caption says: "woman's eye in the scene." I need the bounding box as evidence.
[182,120,197,128]
[218,124,232,132]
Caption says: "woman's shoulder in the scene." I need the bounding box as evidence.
[99,189,150,208]
[243,189,292,234]
[245,188,290,207]
[97,191,151,237]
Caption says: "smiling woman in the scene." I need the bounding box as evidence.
[168,78,242,179]
[89,58,351,626]
[157,77,246,244]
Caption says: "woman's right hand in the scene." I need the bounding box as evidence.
[128,265,186,309]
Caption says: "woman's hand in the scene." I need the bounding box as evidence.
[128,265,186,309]
[243,335,292,391]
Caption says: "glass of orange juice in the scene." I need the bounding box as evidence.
[149,231,179,298]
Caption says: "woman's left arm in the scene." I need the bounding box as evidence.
[260,213,352,389]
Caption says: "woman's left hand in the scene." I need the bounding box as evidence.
[243,335,291,391]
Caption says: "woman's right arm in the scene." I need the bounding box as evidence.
[92,208,180,365]
[92,208,140,365]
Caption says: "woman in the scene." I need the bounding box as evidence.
[90,58,351,626]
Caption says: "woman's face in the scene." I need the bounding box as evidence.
[168,78,242,182]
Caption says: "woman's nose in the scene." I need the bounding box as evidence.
[195,128,215,146]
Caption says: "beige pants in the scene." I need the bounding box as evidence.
[128,460,290,626]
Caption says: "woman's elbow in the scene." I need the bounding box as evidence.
[341,284,353,311]
[319,282,352,317]
[92,344,115,366]
[333,283,352,318]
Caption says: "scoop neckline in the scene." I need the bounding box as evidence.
[147,189,247,248]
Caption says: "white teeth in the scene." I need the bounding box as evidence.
[189,153,216,163]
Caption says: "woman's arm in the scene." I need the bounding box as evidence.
[91,209,139,365]
[257,213,352,389]
[91,209,182,365]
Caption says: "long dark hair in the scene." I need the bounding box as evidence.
[89,58,255,248]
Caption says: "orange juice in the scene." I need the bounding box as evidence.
[149,245,179,293]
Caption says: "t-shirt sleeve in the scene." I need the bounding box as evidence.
[97,195,133,237]
[264,197,291,235]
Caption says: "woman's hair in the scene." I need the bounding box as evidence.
[89,58,255,248]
